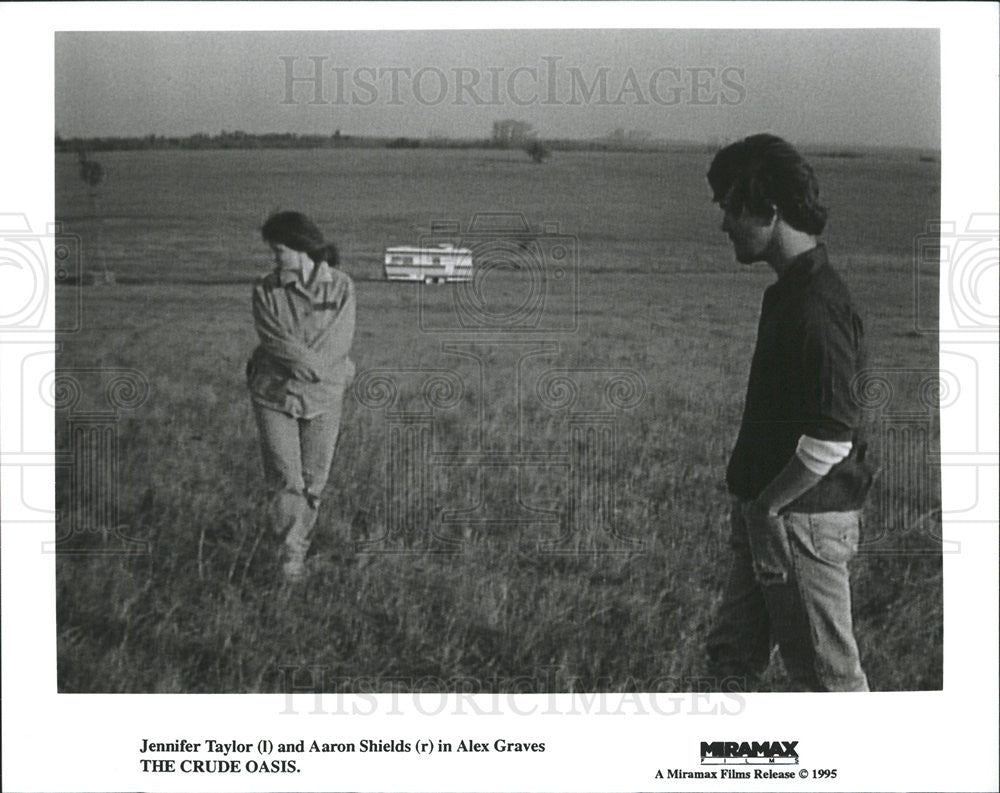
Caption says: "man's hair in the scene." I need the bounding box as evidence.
[261,211,338,265]
[707,134,827,235]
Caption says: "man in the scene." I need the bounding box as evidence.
[705,134,874,692]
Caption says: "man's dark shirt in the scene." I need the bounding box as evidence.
[726,244,873,512]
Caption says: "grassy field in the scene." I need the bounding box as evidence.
[54,147,942,692]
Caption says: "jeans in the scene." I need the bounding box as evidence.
[707,499,869,692]
[253,398,344,561]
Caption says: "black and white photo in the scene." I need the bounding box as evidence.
[1,4,997,791]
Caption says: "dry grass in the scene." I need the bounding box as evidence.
[54,148,942,692]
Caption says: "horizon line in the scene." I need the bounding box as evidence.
[54,131,941,153]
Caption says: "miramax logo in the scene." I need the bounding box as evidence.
[700,740,799,765]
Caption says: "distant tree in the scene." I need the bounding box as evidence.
[524,139,549,164]
[76,150,114,284]
[77,150,105,198]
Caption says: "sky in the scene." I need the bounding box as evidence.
[56,29,940,148]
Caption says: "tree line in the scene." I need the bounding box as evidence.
[55,128,686,155]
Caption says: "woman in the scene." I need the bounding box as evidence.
[247,211,356,581]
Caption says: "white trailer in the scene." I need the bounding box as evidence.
[384,244,473,283]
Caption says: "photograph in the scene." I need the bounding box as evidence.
[1,4,997,792]
[51,27,942,694]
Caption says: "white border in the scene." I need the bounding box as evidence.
[2,3,997,792]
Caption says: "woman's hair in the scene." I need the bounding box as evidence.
[707,134,827,235]
[261,211,339,266]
